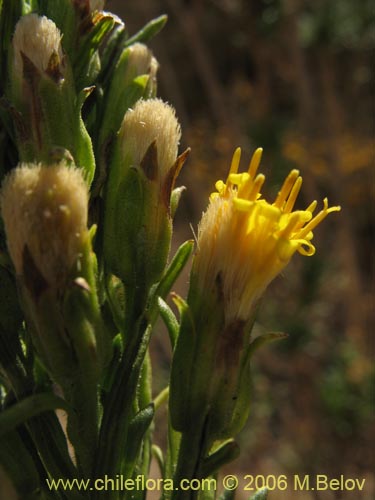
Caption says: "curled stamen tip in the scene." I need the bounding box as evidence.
[323,197,341,213]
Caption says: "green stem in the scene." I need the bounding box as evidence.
[93,285,150,499]
[171,415,210,500]
[153,386,169,411]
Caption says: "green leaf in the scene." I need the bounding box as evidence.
[170,186,186,218]
[97,23,126,88]
[248,332,288,358]
[73,13,116,88]
[36,0,77,54]
[154,239,194,304]
[122,403,155,478]
[101,333,123,396]
[125,15,168,47]
[0,393,69,438]
[157,297,179,348]
[201,440,240,477]
[98,73,149,151]
[27,412,79,485]
[168,295,197,432]
[151,444,164,474]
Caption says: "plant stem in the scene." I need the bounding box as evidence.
[93,285,150,499]
[171,415,210,500]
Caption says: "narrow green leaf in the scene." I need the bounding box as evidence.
[0,393,69,437]
[27,412,79,486]
[73,14,115,87]
[153,386,169,411]
[157,296,179,347]
[170,186,186,218]
[168,294,197,432]
[151,444,164,475]
[201,440,240,477]
[248,332,288,358]
[125,15,168,47]
[154,239,194,303]
[97,24,126,88]
[122,403,154,478]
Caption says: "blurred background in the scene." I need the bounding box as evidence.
[109,1,375,498]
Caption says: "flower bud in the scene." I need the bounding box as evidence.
[103,98,187,287]
[12,14,65,87]
[127,43,155,75]
[1,162,111,473]
[98,43,159,150]
[9,14,95,184]
[1,162,88,289]
[119,98,180,178]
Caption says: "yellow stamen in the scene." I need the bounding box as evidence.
[306,200,318,213]
[196,147,340,324]
[278,212,302,239]
[284,176,302,213]
[225,147,242,193]
[297,198,341,239]
[248,147,263,179]
[273,169,300,208]
[229,147,241,177]
[248,174,265,201]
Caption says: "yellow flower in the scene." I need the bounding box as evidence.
[195,147,341,324]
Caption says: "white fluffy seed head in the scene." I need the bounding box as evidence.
[12,14,63,78]
[119,98,181,178]
[0,163,88,286]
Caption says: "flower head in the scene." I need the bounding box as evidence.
[194,147,341,324]
[1,162,88,288]
[118,98,181,180]
[104,98,185,286]
[12,14,64,79]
